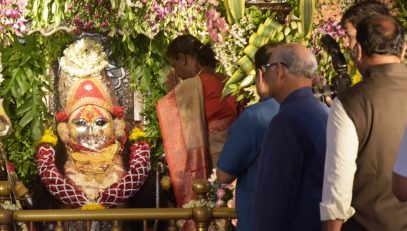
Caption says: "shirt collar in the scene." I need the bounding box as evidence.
[280,87,313,109]
[364,63,407,79]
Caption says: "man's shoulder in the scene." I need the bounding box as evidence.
[338,77,376,106]
[241,99,278,119]
[246,98,278,111]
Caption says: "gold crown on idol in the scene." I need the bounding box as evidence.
[56,37,126,144]
[57,37,121,117]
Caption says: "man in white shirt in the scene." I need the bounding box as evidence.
[393,127,407,201]
[320,14,407,231]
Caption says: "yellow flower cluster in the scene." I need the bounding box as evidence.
[128,127,147,141]
[36,129,58,146]
[351,71,362,86]
[80,203,105,210]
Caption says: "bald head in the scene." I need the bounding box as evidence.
[270,43,318,79]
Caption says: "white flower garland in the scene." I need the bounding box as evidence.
[1,201,28,231]
[60,38,108,78]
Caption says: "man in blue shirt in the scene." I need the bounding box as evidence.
[253,43,328,231]
[216,43,280,231]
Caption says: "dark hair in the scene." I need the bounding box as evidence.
[166,34,217,68]
[341,1,390,26]
[356,14,405,57]
[254,43,281,69]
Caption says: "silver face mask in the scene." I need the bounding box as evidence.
[68,105,114,150]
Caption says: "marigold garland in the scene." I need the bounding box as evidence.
[81,203,105,210]
[129,127,147,141]
[36,129,58,146]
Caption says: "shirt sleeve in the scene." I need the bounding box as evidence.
[217,110,260,176]
[393,127,407,177]
[320,98,358,221]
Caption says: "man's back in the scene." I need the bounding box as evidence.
[217,98,279,231]
[339,63,407,231]
[253,87,328,231]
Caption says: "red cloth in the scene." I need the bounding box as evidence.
[200,72,240,123]
[157,73,240,210]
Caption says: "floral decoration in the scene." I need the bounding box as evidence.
[212,12,257,77]
[55,111,69,122]
[80,203,105,210]
[129,127,147,142]
[59,37,108,78]
[314,0,343,25]
[70,0,113,31]
[178,168,236,230]
[36,141,151,208]
[0,52,3,86]
[207,169,235,210]
[0,0,28,46]
[36,128,58,147]
[112,105,124,118]
[206,8,229,43]
[310,19,346,84]
[0,200,28,231]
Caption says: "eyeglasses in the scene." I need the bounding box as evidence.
[261,62,289,72]
[262,62,288,69]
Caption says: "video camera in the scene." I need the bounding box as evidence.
[312,34,352,102]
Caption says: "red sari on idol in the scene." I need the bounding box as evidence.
[156,71,240,208]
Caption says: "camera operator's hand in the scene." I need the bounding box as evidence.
[325,96,333,107]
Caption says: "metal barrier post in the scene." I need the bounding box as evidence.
[192,180,212,231]
[0,181,12,231]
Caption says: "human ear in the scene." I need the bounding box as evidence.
[256,68,263,82]
[352,43,362,63]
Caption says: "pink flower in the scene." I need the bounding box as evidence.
[17,0,27,11]
[100,21,109,28]
[205,8,228,43]
[216,199,224,207]
[19,24,26,32]
[227,199,235,208]
[216,188,225,199]
[208,0,218,5]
